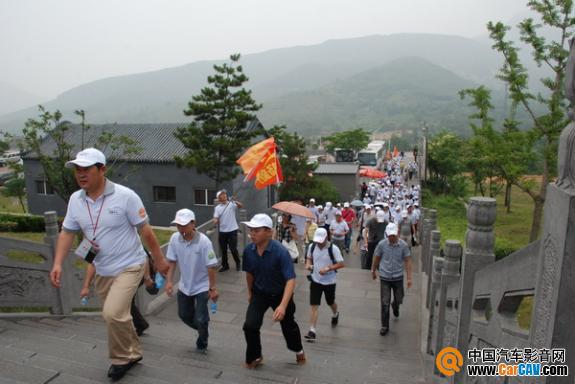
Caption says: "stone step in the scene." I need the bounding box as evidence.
[0,359,58,384]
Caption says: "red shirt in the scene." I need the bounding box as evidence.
[341,208,356,225]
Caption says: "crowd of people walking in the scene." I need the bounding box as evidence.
[50,147,419,381]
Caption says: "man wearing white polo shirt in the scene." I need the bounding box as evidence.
[213,190,243,272]
[49,148,168,381]
[303,228,344,341]
[165,209,219,353]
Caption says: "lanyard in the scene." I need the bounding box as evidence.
[86,196,106,240]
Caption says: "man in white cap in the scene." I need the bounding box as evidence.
[49,148,169,381]
[213,189,243,272]
[307,198,319,221]
[303,228,344,341]
[241,214,305,368]
[165,209,219,353]
[329,210,349,253]
[371,223,412,336]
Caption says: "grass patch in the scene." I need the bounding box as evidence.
[6,249,45,264]
[153,228,175,245]
[0,231,45,243]
[423,182,536,253]
[517,295,533,331]
[0,191,27,214]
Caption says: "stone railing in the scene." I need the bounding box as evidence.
[422,165,574,383]
[422,37,575,383]
[0,209,250,316]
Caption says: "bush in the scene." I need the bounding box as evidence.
[0,221,18,232]
[0,213,45,232]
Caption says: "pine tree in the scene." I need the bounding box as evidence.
[175,54,263,189]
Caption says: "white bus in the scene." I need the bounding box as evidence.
[357,141,385,168]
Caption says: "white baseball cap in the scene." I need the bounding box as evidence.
[216,189,227,199]
[401,210,408,218]
[325,202,333,208]
[313,227,328,243]
[65,148,106,168]
[242,213,273,229]
[376,211,386,223]
[171,208,196,225]
[309,198,315,203]
[344,202,350,208]
[335,210,342,216]
[386,223,399,236]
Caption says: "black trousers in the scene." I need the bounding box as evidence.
[380,279,404,329]
[130,294,148,333]
[243,290,303,364]
[364,241,379,270]
[218,230,240,268]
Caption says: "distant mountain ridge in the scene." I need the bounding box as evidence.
[0,33,505,135]
[0,82,45,116]
[259,56,505,134]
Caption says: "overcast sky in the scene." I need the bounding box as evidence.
[1,0,528,99]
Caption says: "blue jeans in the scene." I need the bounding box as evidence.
[177,290,210,350]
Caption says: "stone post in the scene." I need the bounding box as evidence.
[426,230,443,354]
[420,209,430,273]
[426,230,441,309]
[453,197,496,383]
[45,211,72,315]
[434,240,462,374]
[238,209,249,251]
[426,210,438,276]
[419,207,428,249]
[424,213,438,309]
[422,209,437,276]
[526,121,575,383]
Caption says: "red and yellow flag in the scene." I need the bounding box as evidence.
[236,137,283,189]
[393,146,399,158]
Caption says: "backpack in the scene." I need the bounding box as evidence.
[308,243,338,271]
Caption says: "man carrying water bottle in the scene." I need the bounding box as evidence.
[49,148,169,381]
[165,208,220,353]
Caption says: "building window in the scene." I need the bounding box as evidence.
[194,189,217,206]
[153,186,176,202]
[36,180,54,195]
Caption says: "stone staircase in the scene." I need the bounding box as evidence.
[0,250,427,384]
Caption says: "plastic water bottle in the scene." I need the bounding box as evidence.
[210,300,217,314]
[81,296,89,306]
[155,271,165,289]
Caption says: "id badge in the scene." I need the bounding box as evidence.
[75,238,99,263]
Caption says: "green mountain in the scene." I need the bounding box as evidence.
[260,56,504,135]
[0,33,503,134]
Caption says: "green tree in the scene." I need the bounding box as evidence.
[324,128,370,155]
[487,0,574,240]
[22,106,141,204]
[2,164,26,213]
[427,131,467,196]
[268,126,338,202]
[175,54,264,189]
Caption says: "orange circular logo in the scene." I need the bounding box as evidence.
[436,346,463,377]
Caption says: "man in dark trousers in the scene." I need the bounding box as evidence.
[241,214,306,368]
[213,190,242,272]
[371,223,412,336]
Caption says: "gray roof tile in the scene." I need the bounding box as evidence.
[23,120,263,163]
